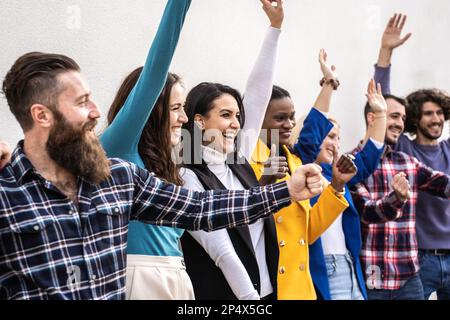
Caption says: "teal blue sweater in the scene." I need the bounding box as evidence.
[100,0,191,257]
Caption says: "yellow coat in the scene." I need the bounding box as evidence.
[251,140,349,300]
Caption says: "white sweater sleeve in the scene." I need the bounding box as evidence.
[181,168,260,300]
[240,27,281,160]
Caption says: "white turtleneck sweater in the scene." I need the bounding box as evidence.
[181,26,281,300]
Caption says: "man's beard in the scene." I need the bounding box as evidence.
[46,112,111,185]
[417,122,442,141]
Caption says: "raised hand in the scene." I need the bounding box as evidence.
[319,49,338,80]
[0,141,12,170]
[287,163,324,202]
[260,0,284,29]
[260,144,289,186]
[391,172,410,202]
[366,79,387,114]
[381,13,412,50]
[378,13,412,67]
[331,146,358,192]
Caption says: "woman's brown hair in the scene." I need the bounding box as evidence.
[108,68,184,185]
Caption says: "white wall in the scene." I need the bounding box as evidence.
[1,0,449,151]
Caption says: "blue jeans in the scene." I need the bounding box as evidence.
[419,250,450,300]
[367,273,424,300]
[325,252,364,300]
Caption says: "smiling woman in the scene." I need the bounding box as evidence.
[183,83,244,162]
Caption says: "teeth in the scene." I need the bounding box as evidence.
[223,133,235,139]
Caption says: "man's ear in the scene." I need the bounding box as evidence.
[30,104,54,129]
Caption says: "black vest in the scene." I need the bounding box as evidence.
[181,154,279,300]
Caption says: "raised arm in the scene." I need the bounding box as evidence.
[293,50,338,164]
[347,139,383,186]
[101,0,191,157]
[362,79,387,146]
[374,13,412,95]
[240,0,283,160]
[313,49,339,114]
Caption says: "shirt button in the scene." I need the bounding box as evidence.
[299,264,306,271]
[279,266,286,274]
[298,239,306,246]
[33,225,40,231]
[91,275,97,281]
[277,216,283,224]
[279,240,286,247]
[68,210,74,215]
[114,207,120,213]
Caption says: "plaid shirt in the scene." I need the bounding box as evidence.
[350,145,450,290]
[0,143,291,300]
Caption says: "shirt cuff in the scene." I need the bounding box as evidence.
[385,191,406,218]
[312,107,329,118]
[374,63,392,70]
[266,181,292,212]
[267,26,282,43]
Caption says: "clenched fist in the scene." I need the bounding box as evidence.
[287,163,324,202]
[331,147,358,192]
[392,172,410,202]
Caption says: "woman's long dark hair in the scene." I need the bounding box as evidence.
[108,68,184,185]
[182,82,245,165]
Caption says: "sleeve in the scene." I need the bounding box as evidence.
[240,27,281,160]
[374,64,392,95]
[294,108,334,164]
[130,164,292,231]
[308,185,349,244]
[101,0,191,157]
[348,139,383,186]
[181,168,260,300]
[350,183,405,224]
[415,158,450,198]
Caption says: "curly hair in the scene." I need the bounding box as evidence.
[108,69,184,185]
[405,89,450,134]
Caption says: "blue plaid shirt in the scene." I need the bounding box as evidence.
[0,142,291,300]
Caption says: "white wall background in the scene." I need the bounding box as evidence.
[1,0,449,152]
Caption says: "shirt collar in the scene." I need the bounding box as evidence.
[201,146,228,165]
[10,140,40,185]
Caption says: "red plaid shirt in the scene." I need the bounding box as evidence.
[350,145,450,290]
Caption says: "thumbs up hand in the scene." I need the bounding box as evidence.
[259,145,289,186]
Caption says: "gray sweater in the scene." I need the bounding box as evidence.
[396,135,450,249]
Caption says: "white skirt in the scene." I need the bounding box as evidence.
[126,254,195,300]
